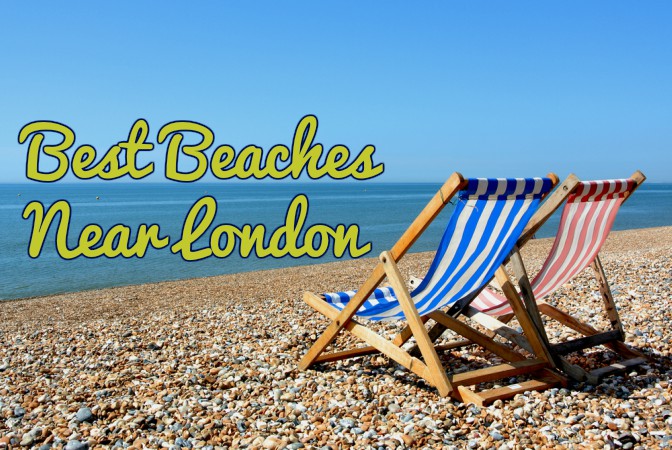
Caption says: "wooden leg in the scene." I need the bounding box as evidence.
[591,255,625,339]
[510,250,551,344]
[381,252,452,396]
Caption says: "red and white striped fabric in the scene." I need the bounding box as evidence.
[471,179,635,316]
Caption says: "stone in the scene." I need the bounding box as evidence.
[491,431,504,441]
[340,418,356,428]
[236,420,246,432]
[75,407,95,423]
[262,436,283,449]
[65,441,89,450]
[387,403,401,413]
[20,434,35,447]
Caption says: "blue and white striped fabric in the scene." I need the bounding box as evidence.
[323,177,554,321]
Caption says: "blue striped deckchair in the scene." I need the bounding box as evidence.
[300,172,568,405]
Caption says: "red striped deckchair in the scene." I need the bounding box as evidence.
[467,171,647,383]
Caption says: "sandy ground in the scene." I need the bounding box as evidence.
[0,226,670,449]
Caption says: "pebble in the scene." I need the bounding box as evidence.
[64,441,88,450]
[75,407,94,423]
[340,418,356,428]
[19,434,34,446]
[387,403,401,413]
[236,420,246,432]
[262,436,284,449]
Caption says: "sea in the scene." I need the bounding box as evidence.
[1,182,671,301]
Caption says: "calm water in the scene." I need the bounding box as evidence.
[1,182,671,300]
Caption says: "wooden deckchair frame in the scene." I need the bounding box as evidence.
[434,171,647,384]
[299,172,567,405]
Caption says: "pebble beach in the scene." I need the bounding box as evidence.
[1,226,671,449]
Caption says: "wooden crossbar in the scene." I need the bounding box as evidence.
[587,357,648,383]
[314,346,379,363]
[456,373,563,406]
[551,330,623,355]
[434,339,473,352]
[448,359,548,386]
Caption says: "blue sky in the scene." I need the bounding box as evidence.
[1,2,670,182]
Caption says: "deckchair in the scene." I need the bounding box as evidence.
[467,171,647,383]
[299,173,568,405]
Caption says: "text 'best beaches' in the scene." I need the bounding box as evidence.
[18,115,384,262]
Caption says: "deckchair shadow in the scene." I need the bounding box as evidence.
[462,171,648,383]
[299,172,569,405]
